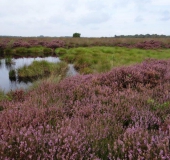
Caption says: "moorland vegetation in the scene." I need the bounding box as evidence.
[0,37,170,159]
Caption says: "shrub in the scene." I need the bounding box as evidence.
[73,33,81,38]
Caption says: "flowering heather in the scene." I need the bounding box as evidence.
[46,40,65,49]
[0,59,170,159]
[9,39,65,49]
[2,37,170,51]
[10,39,30,48]
[117,40,170,49]
[0,43,6,49]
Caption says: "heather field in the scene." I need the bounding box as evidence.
[1,58,170,159]
[1,37,170,53]
[1,37,170,159]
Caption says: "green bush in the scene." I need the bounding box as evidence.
[73,33,81,38]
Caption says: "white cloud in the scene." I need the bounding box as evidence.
[160,11,170,21]
[135,16,143,22]
[0,0,170,37]
[151,0,170,5]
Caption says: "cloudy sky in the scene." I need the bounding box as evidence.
[0,0,170,37]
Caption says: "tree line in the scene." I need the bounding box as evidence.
[115,34,170,38]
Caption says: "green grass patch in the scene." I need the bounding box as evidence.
[3,47,53,57]
[17,60,68,81]
[55,48,68,56]
[55,47,170,74]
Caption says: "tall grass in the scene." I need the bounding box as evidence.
[3,46,53,57]
[17,60,68,81]
[56,46,170,74]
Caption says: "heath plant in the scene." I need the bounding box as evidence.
[1,59,170,159]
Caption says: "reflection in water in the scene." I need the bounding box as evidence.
[0,60,2,69]
[0,57,78,92]
[0,57,60,92]
[9,76,16,82]
[9,81,32,91]
[5,63,13,70]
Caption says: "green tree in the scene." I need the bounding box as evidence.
[73,33,81,38]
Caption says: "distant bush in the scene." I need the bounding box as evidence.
[73,33,81,38]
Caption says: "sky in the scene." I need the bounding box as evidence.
[0,0,170,37]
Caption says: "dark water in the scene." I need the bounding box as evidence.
[0,57,78,92]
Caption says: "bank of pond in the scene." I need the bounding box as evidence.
[0,57,78,92]
[1,46,170,92]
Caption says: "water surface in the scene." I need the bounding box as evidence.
[0,57,78,92]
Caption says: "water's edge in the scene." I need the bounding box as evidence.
[0,57,78,92]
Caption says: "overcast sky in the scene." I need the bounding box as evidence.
[0,0,170,37]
